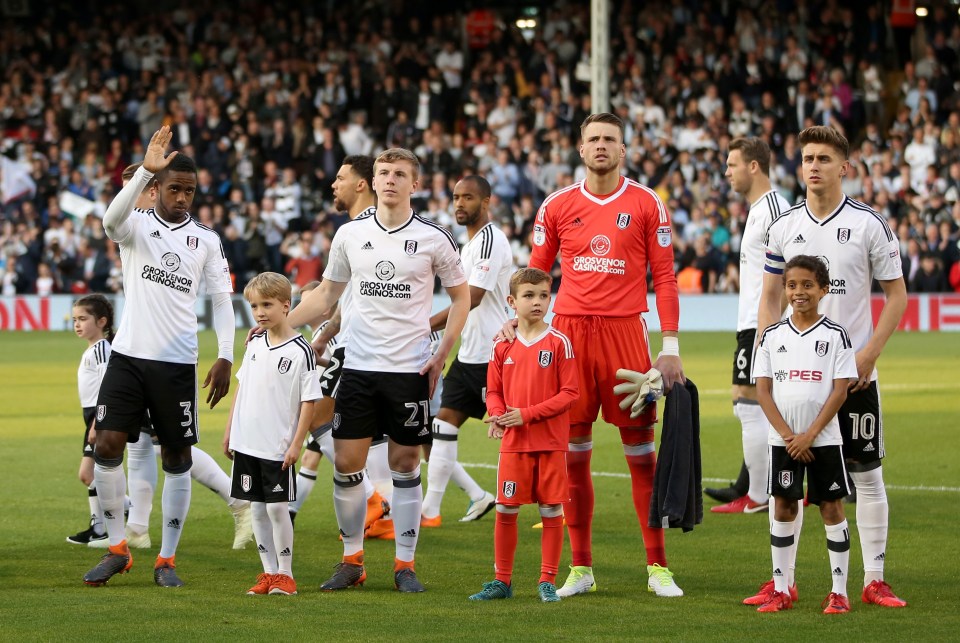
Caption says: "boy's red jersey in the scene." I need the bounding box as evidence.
[486,326,579,453]
[528,177,679,331]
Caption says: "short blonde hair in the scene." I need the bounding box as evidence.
[244,272,292,303]
[509,267,552,296]
[375,147,421,181]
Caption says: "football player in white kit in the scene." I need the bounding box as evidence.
[286,148,470,593]
[83,127,237,588]
[421,175,513,527]
[754,126,908,609]
[711,137,791,516]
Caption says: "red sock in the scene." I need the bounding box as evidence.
[622,427,666,566]
[564,441,594,567]
[494,510,518,585]
[539,514,564,584]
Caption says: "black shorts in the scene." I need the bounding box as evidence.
[837,381,883,464]
[82,408,96,457]
[768,445,849,505]
[732,329,757,386]
[230,451,296,503]
[95,352,199,449]
[440,358,488,420]
[319,346,346,398]
[333,369,432,447]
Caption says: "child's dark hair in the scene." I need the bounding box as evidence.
[783,255,830,288]
[509,267,552,296]
[74,294,115,340]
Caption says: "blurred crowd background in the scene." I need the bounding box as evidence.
[2,0,960,298]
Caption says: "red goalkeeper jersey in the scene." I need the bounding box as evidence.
[486,326,579,453]
[529,177,680,331]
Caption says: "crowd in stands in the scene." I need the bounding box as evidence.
[2,0,960,297]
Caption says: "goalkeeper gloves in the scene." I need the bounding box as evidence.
[613,368,664,418]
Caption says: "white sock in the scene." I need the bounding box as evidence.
[392,467,423,563]
[88,484,105,535]
[851,466,888,586]
[737,401,770,504]
[159,470,191,559]
[289,467,317,514]
[317,430,335,465]
[769,500,803,586]
[770,518,795,594]
[252,502,278,574]
[363,472,376,501]
[423,419,458,518]
[333,469,366,557]
[126,433,157,533]
[94,462,127,546]
[267,501,294,577]
[825,520,851,596]
[451,462,486,502]
[367,441,392,503]
[190,446,232,504]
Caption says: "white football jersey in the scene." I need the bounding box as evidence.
[739,190,790,331]
[458,222,514,364]
[754,315,857,447]
[77,338,111,407]
[764,196,902,373]
[229,333,323,460]
[323,211,466,372]
[108,168,233,364]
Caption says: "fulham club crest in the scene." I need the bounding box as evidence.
[278,357,292,374]
[837,228,850,244]
[538,350,553,367]
[97,405,106,422]
[502,481,516,499]
[779,471,793,488]
[187,235,199,250]
[616,213,632,229]
[405,240,418,255]
[815,341,829,357]
[241,474,252,493]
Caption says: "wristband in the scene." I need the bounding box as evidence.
[659,336,680,357]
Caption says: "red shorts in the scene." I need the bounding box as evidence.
[496,451,568,506]
[552,314,657,434]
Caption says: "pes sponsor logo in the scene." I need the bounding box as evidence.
[787,369,823,382]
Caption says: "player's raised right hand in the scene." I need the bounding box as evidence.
[142,126,178,174]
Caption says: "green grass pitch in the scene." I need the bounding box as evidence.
[1,330,958,641]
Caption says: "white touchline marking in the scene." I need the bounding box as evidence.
[456,462,960,493]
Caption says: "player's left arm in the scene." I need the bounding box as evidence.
[645,193,684,391]
[423,234,470,394]
[202,233,237,408]
[852,275,907,392]
[424,280,469,396]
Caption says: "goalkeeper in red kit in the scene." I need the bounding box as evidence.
[505,112,685,598]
